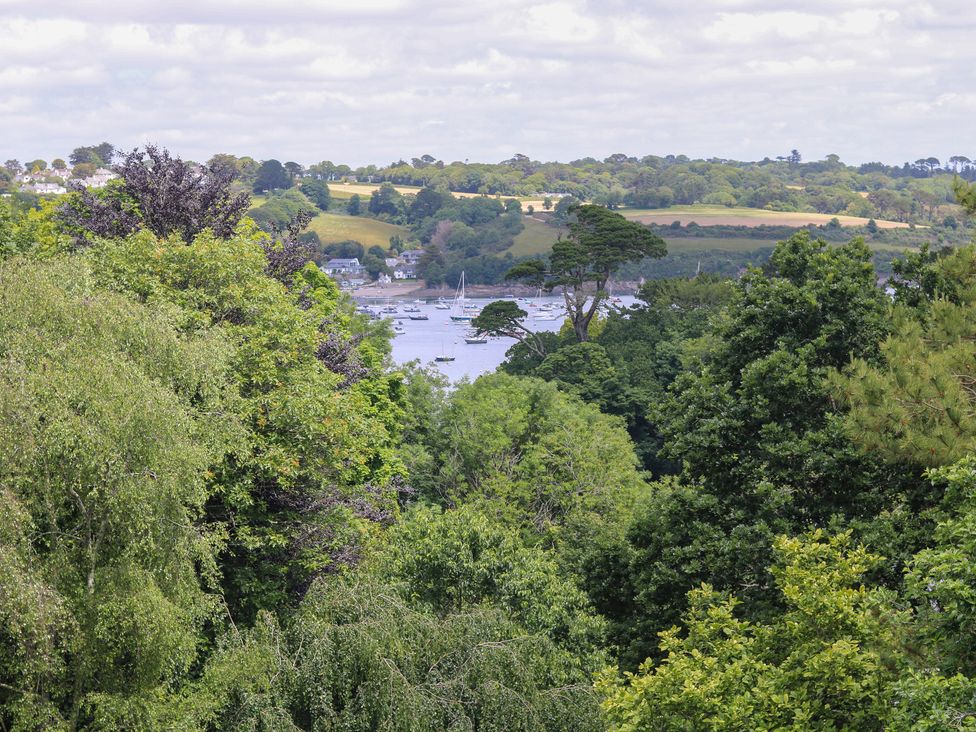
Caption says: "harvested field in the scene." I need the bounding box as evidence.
[622,205,910,229]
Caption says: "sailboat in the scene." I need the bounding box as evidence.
[464,329,487,345]
[434,338,456,362]
[450,272,474,322]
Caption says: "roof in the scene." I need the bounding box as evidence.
[325,258,362,267]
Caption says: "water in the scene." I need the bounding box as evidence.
[359,295,636,382]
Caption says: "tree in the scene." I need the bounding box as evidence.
[299,178,331,211]
[834,245,976,467]
[402,372,647,543]
[252,159,291,192]
[0,255,237,728]
[69,143,113,167]
[472,300,547,358]
[283,161,303,179]
[58,145,251,244]
[51,158,67,171]
[595,233,919,664]
[368,182,403,217]
[346,193,362,215]
[597,531,913,731]
[506,204,666,341]
[25,159,46,172]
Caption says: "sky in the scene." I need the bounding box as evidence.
[1,0,974,167]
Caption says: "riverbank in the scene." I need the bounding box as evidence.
[348,280,642,299]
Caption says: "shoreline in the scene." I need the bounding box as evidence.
[347,281,641,300]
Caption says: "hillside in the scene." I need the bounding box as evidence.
[307,212,407,249]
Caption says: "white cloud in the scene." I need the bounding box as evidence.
[0,0,973,165]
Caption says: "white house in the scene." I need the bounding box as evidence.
[393,264,417,280]
[323,258,367,277]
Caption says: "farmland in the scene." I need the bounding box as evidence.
[621,205,911,229]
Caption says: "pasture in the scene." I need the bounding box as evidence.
[306,212,407,249]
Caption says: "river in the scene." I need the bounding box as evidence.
[357,295,637,382]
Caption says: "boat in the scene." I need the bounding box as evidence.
[413,298,426,304]
[434,355,456,362]
[450,272,474,322]
[408,313,429,320]
[464,330,487,344]
[393,324,406,335]
[403,304,420,313]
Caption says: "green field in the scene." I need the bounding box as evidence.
[506,220,912,259]
[306,212,407,249]
[507,217,564,256]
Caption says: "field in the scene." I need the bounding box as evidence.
[621,205,910,229]
[508,217,565,256]
[306,212,407,249]
[506,220,913,258]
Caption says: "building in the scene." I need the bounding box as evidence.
[393,264,417,280]
[23,182,67,195]
[322,258,366,277]
[399,249,424,265]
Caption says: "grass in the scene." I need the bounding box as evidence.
[507,217,564,256]
[306,212,408,249]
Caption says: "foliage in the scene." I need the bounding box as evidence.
[58,145,250,244]
[472,300,548,359]
[252,159,292,193]
[86,224,404,620]
[0,255,236,728]
[375,504,607,671]
[299,178,331,210]
[835,245,976,466]
[597,531,911,731]
[592,233,925,665]
[273,577,603,731]
[403,372,647,544]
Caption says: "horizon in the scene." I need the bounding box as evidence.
[2,1,974,166]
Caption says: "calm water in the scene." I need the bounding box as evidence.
[359,295,636,382]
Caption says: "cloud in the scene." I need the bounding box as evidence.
[0,0,973,166]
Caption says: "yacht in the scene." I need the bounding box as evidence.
[450,272,474,322]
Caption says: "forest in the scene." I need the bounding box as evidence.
[6,147,976,730]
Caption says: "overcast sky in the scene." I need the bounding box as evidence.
[1,0,973,167]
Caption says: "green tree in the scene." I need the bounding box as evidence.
[368,182,404,218]
[252,159,291,193]
[597,233,919,665]
[403,373,647,550]
[597,531,910,731]
[834,245,976,466]
[87,225,403,620]
[0,255,237,728]
[472,300,548,358]
[506,204,666,341]
[346,193,362,215]
[299,178,331,210]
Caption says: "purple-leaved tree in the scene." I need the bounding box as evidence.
[58,144,251,243]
